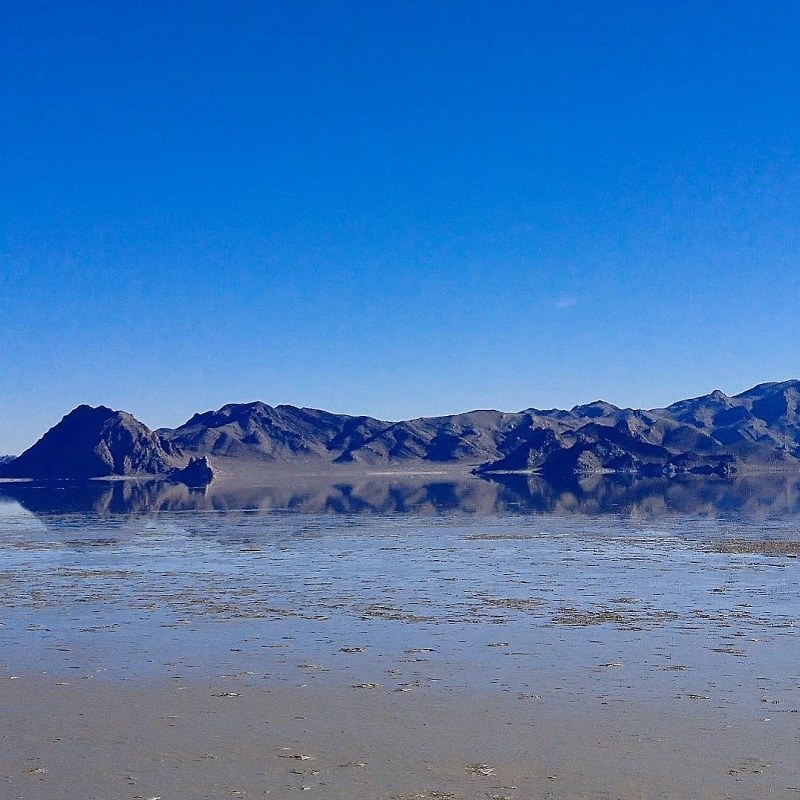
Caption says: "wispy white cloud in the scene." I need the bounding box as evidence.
[553,295,579,310]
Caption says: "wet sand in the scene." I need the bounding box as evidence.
[1,491,799,798]
[3,671,798,800]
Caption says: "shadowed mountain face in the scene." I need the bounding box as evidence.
[2,381,800,481]
[0,405,180,479]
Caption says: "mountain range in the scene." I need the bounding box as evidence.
[1,380,799,482]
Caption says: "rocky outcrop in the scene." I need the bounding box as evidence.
[171,456,215,486]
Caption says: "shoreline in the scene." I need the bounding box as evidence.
[3,459,800,487]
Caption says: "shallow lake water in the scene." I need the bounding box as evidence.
[1,474,799,799]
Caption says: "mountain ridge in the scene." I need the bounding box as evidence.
[2,381,800,481]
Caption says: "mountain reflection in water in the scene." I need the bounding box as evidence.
[2,472,800,518]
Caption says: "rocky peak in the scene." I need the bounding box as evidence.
[0,405,179,479]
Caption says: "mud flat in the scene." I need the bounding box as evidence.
[1,487,799,799]
[3,671,798,800]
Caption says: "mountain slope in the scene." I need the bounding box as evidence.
[0,405,181,479]
[161,403,388,461]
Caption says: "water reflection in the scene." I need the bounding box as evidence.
[2,471,800,518]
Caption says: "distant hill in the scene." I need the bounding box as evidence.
[0,405,181,479]
[160,403,523,466]
[2,381,800,481]
[477,380,800,476]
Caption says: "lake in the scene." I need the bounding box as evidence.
[1,473,799,799]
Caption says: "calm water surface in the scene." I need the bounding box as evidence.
[1,475,798,716]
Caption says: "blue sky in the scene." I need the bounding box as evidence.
[2,1,799,453]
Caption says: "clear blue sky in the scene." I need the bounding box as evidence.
[2,1,799,453]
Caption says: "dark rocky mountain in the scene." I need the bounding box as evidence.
[0,454,15,465]
[160,402,388,461]
[159,404,526,466]
[0,405,182,479]
[477,381,800,476]
[2,380,800,481]
[331,410,525,465]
